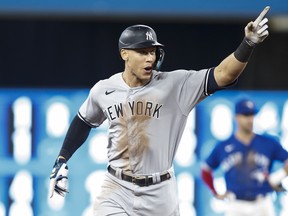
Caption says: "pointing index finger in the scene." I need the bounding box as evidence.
[253,6,270,27]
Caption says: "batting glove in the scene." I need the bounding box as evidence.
[245,6,270,44]
[49,157,69,198]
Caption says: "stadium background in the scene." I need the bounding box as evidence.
[0,1,288,215]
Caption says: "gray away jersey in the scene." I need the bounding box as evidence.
[78,69,211,175]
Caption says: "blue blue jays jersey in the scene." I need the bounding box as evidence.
[205,134,288,199]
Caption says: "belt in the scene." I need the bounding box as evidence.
[236,196,257,201]
[108,165,171,187]
[235,194,267,201]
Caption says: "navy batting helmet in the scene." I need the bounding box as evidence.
[118,24,165,70]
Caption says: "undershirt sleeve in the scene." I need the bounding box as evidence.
[206,68,238,95]
[201,168,217,195]
[59,114,92,161]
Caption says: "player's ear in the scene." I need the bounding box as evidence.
[120,49,128,61]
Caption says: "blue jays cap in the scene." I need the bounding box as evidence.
[235,98,258,115]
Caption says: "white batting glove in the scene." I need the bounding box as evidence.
[49,157,69,198]
[245,6,270,44]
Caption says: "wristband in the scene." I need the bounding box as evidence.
[234,38,256,63]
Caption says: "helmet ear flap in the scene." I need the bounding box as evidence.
[155,48,165,71]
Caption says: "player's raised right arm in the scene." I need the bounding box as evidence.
[213,6,270,87]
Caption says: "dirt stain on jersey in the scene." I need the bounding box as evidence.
[128,114,150,157]
[116,101,151,172]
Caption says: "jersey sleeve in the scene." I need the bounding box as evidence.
[175,68,210,115]
[271,137,288,162]
[205,143,222,170]
[78,82,107,127]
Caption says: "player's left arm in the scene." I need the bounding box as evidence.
[268,160,288,191]
[267,140,288,191]
[214,6,270,87]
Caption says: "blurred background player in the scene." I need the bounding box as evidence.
[201,97,288,216]
[49,7,270,216]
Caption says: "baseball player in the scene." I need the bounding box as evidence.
[201,98,288,216]
[49,6,270,216]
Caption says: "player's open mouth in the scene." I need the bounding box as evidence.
[144,66,152,73]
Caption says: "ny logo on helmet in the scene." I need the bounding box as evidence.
[146,31,154,41]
